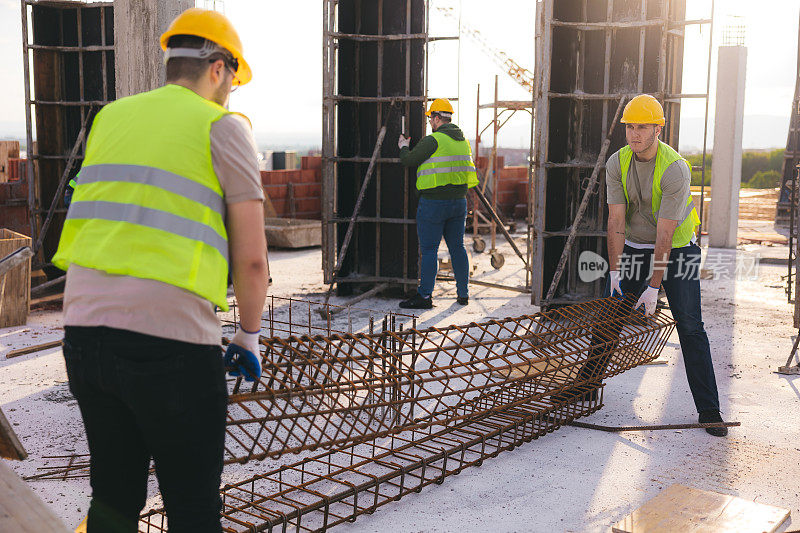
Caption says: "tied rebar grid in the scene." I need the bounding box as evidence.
[221,295,673,464]
[138,297,674,531]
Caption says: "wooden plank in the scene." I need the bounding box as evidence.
[613,484,790,533]
[0,408,27,460]
[0,229,32,328]
[5,340,63,360]
[0,459,71,533]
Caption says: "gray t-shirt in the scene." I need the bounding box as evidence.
[63,113,265,345]
[606,148,691,246]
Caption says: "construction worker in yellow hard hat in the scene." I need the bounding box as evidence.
[53,8,269,531]
[569,93,727,437]
[397,98,478,309]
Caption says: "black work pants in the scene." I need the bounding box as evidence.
[63,326,228,532]
[578,243,720,413]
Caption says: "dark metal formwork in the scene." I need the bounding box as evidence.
[530,0,711,307]
[21,0,115,274]
[322,0,429,294]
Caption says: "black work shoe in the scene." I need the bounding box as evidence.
[457,296,468,305]
[699,409,728,437]
[399,293,433,309]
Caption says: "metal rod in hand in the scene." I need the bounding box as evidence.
[544,97,627,304]
[323,101,398,304]
[0,247,33,278]
[472,185,526,263]
[33,107,93,255]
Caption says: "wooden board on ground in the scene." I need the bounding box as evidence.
[0,408,27,460]
[612,484,790,533]
[0,459,71,532]
[0,229,32,328]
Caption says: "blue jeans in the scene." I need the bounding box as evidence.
[584,243,720,413]
[416,197,469,298]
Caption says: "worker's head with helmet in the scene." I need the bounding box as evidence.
[160,8,252,107]
[426,98,454,132]
[621,94,665,157]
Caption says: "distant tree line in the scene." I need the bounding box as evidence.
[685,149,784,189]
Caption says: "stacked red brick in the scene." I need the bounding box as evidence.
[474,156,528,219]
[260,156,322,219]
[0,158,31,236]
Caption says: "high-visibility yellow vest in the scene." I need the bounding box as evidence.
[416,131,479,190]
[53,84,231,310]
[619,140,701,248]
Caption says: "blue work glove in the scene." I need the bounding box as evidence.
[224,328,262,382]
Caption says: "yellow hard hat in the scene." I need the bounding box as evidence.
[160,8,252,86]
[621,94,665,125]
[426,98,454,117]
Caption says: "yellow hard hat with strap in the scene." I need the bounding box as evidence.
[160,8,252,86]
[426,98,454,117]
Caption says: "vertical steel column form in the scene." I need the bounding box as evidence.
[474,84,480,247]
[531,0,553,304]
[375,0,384,280]
[321,0,334,282]
[490,75,499,252]
[601,0,613,140]
[657,0,670,102]
[77,6,85,155]
[637,1,646,92]
[21,1,36,245]
[101,5,107,103]
[403,0,412,283]
[698,0,715,246]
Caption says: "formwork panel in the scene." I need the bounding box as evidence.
[23,0,115,274]
[324,0,426,293]
[532,0,697,307]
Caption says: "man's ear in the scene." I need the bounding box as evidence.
[209,59,225,84]
[655,124,662,137]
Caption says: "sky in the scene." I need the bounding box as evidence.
[0,0,798,151]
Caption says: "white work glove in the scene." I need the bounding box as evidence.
[609,270,622,297]
[224,327,262,381]
[398,135,410,150]
[634,285,659,317]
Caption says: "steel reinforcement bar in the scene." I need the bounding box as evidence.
[222,295,674,463]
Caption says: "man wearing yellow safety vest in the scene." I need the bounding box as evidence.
[53,8,269,531]
[397,98,478,309]
[604,94,727,436]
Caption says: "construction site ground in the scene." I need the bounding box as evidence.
[1,217,798,531]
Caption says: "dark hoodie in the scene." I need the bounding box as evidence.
[399,122,470,199]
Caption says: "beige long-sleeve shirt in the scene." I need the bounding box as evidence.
[63,113,264,345]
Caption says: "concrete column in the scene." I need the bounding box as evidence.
[114,0,194,98]
[709,45,747,248]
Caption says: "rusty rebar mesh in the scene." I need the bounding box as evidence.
[221,295,419,338]
[139,388,605,532]
[135,297,674,532]
[222,295,674,463]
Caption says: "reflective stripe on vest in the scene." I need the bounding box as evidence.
[618,140,701,248]
[416,131,479,190]
[53,84,231,309]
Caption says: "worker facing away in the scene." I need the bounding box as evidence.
[602,94,727,436]
[397,98,479,309]
[53,8,268,532]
